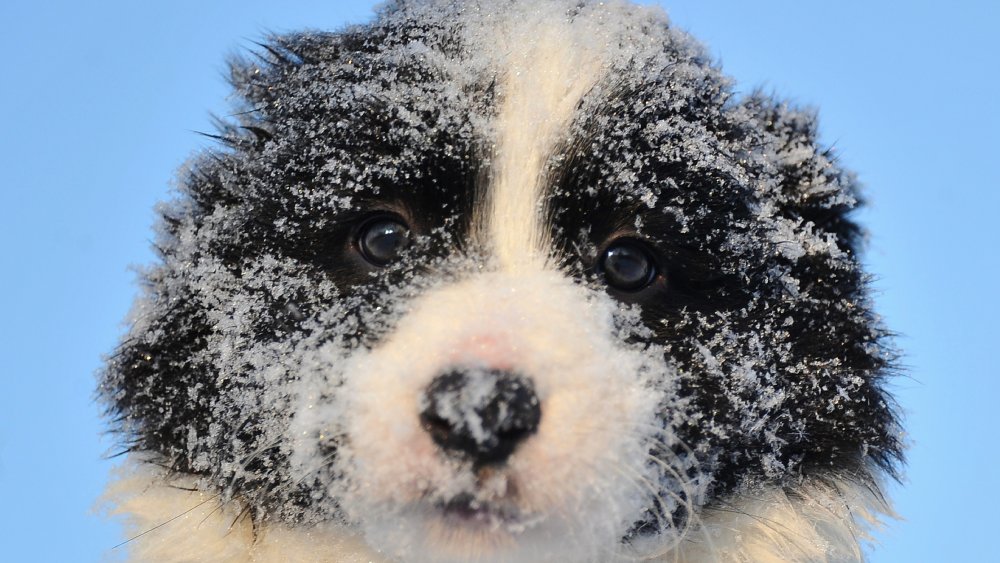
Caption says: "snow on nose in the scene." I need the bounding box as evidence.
[419,368,541,466]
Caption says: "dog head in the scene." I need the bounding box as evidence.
[102,1,901,561]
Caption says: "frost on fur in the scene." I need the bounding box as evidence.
[100,1,901,561]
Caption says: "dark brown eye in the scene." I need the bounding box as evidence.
[358,217,411,266]
[600,240,657,291]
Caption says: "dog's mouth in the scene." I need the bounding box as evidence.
[425,468,536,532]
[434,482,529,531]
[437,492,523,527]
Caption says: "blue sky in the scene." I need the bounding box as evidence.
[1,1,996,561]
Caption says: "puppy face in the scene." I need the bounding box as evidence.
[102,1,901,561]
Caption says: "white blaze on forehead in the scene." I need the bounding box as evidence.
[481,5,608,271]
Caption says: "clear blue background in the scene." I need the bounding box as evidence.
[1,1,996,561]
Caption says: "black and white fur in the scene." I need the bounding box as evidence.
[101,1,902,561]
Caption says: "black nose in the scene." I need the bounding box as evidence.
[419,369,541,466]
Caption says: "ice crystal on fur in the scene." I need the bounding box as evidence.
[101,0,901,561]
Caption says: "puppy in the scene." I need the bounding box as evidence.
[101,1,902,561]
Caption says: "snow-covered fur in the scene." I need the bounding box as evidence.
[100,1,902,561]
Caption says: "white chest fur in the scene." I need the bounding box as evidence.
[104,459,889,563]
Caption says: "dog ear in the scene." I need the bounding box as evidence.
[742,95,865,256]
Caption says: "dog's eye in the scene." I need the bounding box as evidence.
[358,216,412,266]
[600,240,657,291]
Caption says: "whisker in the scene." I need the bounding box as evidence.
[702,500,816,560]
[111,492,222,550]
